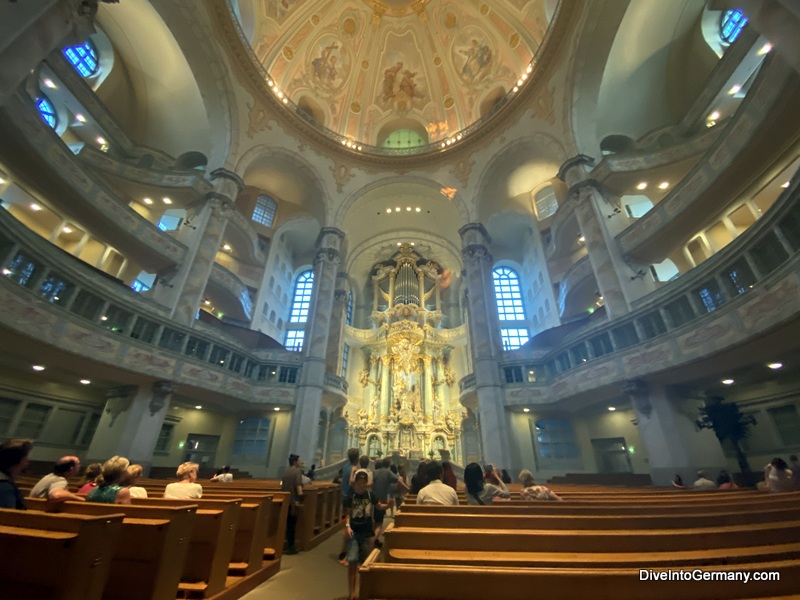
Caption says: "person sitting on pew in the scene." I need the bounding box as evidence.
[87,456,132,504]
[121,464,148,498]
[500,469,512,484]
[672,473,685,489]
[716,470,739,490]
[210,465,233,482]
[764,457,794,492]
[416,461,458,505]
[29,455,85,502]
[441,460,458,491]
[77,463,102,495]
[465,463,510,505]
[0,438,32,509]
[164,462,203,499]
[519,470,562,501]
[344,469,394,600]
[692,471,717,490]
[410,460,428,494]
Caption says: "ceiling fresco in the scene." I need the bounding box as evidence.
[232,0,556,149]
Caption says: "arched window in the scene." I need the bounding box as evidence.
[381,128,426,148]
[533,186,558,221]
[720,9,748,44]
[36,96,57,129]
[252,194,277,227]
[289,270,313,323]
[493,266,530,350]
[63,40,99,78]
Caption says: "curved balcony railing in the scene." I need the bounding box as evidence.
[0,208,301,406]
[616,52,798,262]
[502,181,799,406]
[459,373,476,394]
[209,262,254,321]
[557,254,593,318]
[324,374,349,395]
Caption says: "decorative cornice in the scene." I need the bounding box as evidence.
[209,168,245,194]
[557,154,596,182]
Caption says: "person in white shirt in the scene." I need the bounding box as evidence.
[164,462,203,499]
[692,471,717,490]
[416,461,458,505]
[122,464,148,498]
[210,465,233,483]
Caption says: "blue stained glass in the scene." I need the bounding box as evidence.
[63,41,99,78]
[36,96,57,128]
[720,10,748,44]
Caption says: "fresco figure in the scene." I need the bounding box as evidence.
[459,39,492,81]
[382,62,404,102]
[312,42,339,83]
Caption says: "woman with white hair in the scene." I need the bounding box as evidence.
[518,469,562,501]
[164,462,203,499]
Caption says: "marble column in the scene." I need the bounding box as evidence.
[86,381,177,474]
[624,380,726,486]
[287,228,345,464]
[152,169,241,326]
[459,223,511,468]
[558,156,631,319]
[324,284,348,374]
[0,0,100,107]
[380,355,391,417]
[423,356,434,420]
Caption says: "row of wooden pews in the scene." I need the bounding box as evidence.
[6,477,343,600]
[360,487,800,600]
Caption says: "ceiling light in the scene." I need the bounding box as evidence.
[395,207,400,212]
[62,226,72,234]
[608,406,616,411]
[722,378,734,385]
[80,379,91,385]
[100,315,108,321]
[757,43,772,56]
[636,182,648,190]
[143,197,153,205]
[274,407,281,411]
[578,235,585,243]
[43,79,56,89]
[526,65,533,74]
[96,137,107,145]
[410,242,415,246]
[781,181,790,188]
[385,208,391,214]
[195,405,202,410]
[522,408,530,413]
[708,111,720,121]
[767,362,783,370]
[658,182,670,190]
[0,176,5,184]
[396,242,402,246]
[30,203,42,211]
[75,114,87,123]
[32,365,45,371]
[1,268,11,276]
[512,86,518,92]
[222,244,232,251]
[163,197,172,205]
[728,84,741,95]
[406,207,412,211]
[521,73,528,80]
[415,207,421,212]
[204,299,211,305]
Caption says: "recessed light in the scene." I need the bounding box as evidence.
[406,207,412,211]
[522,408,530,413]
[204,299,211,305]
[0,176,5,184]
[100,315,108,321]
[32,365,45,371]
[728,85,741,95]
[143,197,153,205]
[396,242,402,246]
[80,379,91,385]
[96,137,107,145]
[767,362,783,370]
[415,207,421,212]
[222,244,232,251]
[658,182,670,190]
[636,182,648,190]
[62,226,72,234]
[395,207,400,212]
[30,203,42,211]
[386,208,392,214]
[781,181,790,188]
[1,268,11,276]
[722,379,734,385]
[708,111,720,121]
[757,43,772,56]
[43,79,56,89]
[163,197,172,205]
[608,406,616,411]
[75,114,87,123]
[274,407,281,411]
[578,236,585,243]
[195,405,202,410]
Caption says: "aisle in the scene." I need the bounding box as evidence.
[240,527,352,600]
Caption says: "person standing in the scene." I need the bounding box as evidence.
[372,458,407,543]
[338,448,360,563]
[281,453,304,555]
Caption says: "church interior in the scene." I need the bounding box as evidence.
[1,0,799,490]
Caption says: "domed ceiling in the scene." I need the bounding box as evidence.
[231,0,557,151]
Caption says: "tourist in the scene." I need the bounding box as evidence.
[764,457,794,492]
[281,453,304,555]
[372,458,407,543]
[500,468,512,484]
[672,474,685,489]
[29,455,85,502]
[77,462,103,495]
[164,462,203,499]
[87,456,132,504]
[338,448,360,563]
[349,455,373,487]
[416,461,458,505]
[441,460,458,491]
[210,465,233,482]
[344,469,393,600]
[410,460,428,494]
[519,470,562,501]
[465,462,510,504]
[122,464,148,498]
[0,438,32,509]
[716,470,739,490]
[692,471,717,490]
[307,464,316,481]
[395,464,410,509]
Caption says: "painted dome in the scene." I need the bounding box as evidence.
[231,0,558,152]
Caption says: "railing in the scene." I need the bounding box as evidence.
[0,208,302,404]
[459,373,476,394]
[324,373,349,395]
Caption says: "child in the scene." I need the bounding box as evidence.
[343,469,393,600]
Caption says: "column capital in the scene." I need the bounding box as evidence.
[461,244,492,265]
[209,168,245,194]
[150,381,178,415]
[622,379,652,418]
[458,222,491,247]
[104,385,139,425]
[204,192,237,218]
[557,154,596,186]
[334,289,348,303]
[315,227,346,249]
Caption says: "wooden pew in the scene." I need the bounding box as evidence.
[0,508,124,600]
[131,498,240,598]
[358,552,800,600]
[383,520,800,553]
[25,498,195,600]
